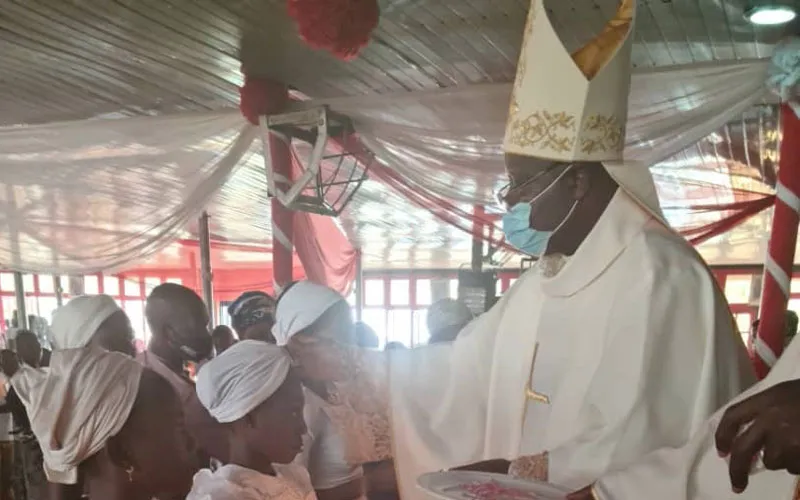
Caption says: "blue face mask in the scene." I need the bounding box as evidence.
[502,203,552,256]
[500,165,577,256]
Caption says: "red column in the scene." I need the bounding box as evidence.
[266,85,294,294]
[754,103,800,378]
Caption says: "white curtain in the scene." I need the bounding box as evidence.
[0,59,772,273]
[317,59,771,204]
[0,112,256,274]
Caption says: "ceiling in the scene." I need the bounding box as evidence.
[0,0,791,269]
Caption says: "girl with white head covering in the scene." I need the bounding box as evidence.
[50,295,136,356]
[275,281,392,500]
[11,346,196,500]
[188,340,313,500]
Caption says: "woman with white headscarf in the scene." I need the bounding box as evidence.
[50,295,136,356]
[188,340,313,500]
[11,346,196,500]
[274,281,392,500]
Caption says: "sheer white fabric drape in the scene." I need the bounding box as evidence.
[0,112,256,274]
[318,59,770,204]
[0,59,771,273]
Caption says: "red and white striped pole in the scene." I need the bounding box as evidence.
[261,83,294,295]
[754,103,800,378]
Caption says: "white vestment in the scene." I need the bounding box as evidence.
[299,388,364,491]
[593,336,800,500]
[387,190,756,499]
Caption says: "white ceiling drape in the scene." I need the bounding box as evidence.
[0,59,773,273]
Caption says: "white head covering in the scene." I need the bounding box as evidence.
[196,340,292,424]
[12,347,142,484]
[50,295,122,350]
[427,299,474,335]
[272,281,346,346]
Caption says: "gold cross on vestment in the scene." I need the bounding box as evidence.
[525,343,550,404]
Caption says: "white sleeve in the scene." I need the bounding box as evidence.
[306,407,364,491]
[547,256,756,489]
[388,295,508,500]
[594,336,800,500]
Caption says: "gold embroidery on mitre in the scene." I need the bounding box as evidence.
[580,114,624,154]
[507,0,537,126]
[507,111,576,153]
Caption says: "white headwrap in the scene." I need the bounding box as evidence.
[196,340,292,423]
[50,295,122,350]
[427,298,475,335]
[272,281,346,346]
[12,347,142,484]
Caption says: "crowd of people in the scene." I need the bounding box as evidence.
[4,0,800,499]
[2,276,800,500]
[0,280,476,500]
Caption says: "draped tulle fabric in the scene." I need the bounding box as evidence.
[0,58,776,278]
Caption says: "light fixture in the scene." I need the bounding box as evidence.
[744,1,798,25]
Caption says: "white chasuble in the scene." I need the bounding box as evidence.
[387,191,756,500]
[594,336,800,500]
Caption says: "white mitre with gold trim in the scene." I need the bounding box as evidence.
[505,0,665,221]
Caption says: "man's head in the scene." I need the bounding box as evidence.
[146,283,212,363]
[501,156,619,256]
[227,291,276,343]
[211,325,237,355]
[0,349,19,377]
[427,298,474,344]
[15,330,41,368]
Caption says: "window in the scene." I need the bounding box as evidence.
[416,279,432,306]
[364,280,385,306]
[362,309,387,348]
[144,277,162,293]
[103,276,120,296]
[724,275,752,305]
[413,309,430,345]
[166,277,183,285]
[792,278,800,295]
[0,273,15,292]
[387,309,412,347]
[22,274,34,292]
[84,275,100,295]
[124,277,141,297]
[39,275,55,294]
[390,279,410,306]
[733,312,753,346]
[449,279,458,299]
[124,300,147,343]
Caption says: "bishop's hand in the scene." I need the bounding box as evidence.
[715,379,800,493]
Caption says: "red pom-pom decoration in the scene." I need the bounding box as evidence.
[239,75,289,126]
[287,0,379,61]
